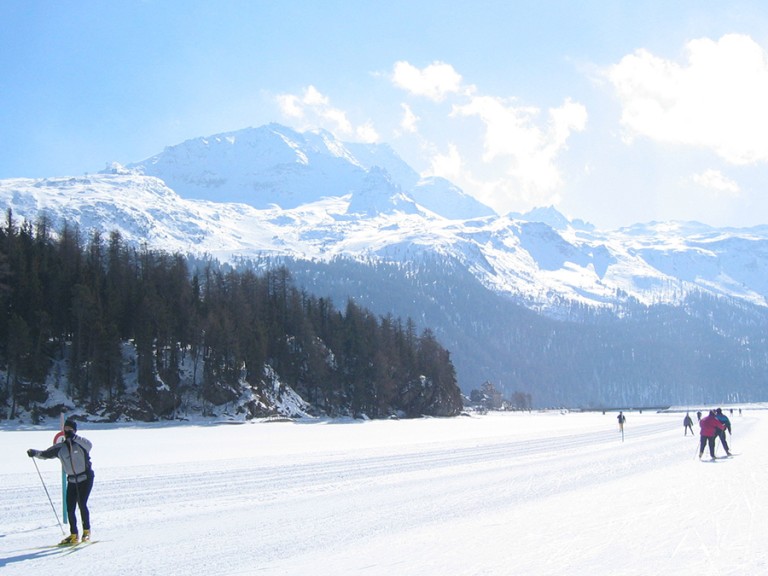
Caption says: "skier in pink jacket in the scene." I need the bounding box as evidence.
[698,410,726,460]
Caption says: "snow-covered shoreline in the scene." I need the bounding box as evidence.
[2,409,766,575]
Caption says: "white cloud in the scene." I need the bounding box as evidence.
[399,103,419,134]
[608,34,768,165]
[691,169,740,197]
[391,61,470,101]
[279,63,587,215]
[451,95,587,206]
[275,93,303,119]
[355,121,379,143]
[429,143,463,181]
[301,85,328,107]
[276,85,376,141]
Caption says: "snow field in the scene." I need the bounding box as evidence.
[1,409,766,575]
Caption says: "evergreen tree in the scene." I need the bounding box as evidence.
[0,217,464,420]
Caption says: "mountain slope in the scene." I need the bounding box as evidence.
[128,123,495,219]
[4,169,767,311]
[3,123,768,405]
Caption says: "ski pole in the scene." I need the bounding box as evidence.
[31,457,66,535]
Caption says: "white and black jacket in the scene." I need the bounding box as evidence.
[35,436,93,483]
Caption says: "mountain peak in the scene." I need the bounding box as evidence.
[127,123,495,219]
[509,205,594,231]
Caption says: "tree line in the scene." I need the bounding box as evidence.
[0,211,463,421]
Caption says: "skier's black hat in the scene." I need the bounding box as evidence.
[64,418,77,431]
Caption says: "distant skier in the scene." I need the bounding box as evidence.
[27,419,94,544]
[683,413,694,436]
[714,408,732,456]
[696,410,702,422]
[698,410,726,460]
[617,411,626,432]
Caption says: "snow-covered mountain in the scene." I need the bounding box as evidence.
[3,122,768,312]
[4,123,768,405]
[126,123,494,220]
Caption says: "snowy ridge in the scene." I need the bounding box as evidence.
[2,124,768,312]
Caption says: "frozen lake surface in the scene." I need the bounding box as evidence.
[1,408,766,575]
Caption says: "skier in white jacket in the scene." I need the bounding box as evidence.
[28,418,94,545]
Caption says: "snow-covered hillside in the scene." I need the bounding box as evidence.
[2,146,768,311]
[2,409,766,575]
[127,123,495,220]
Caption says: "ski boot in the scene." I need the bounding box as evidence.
[59,533,79,546]
[81,529,91,542]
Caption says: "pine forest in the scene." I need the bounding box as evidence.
[0,211,463,422]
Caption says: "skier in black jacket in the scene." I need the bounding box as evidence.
[27,418,94,544]
[617,411,626,431]
[683,413,694,435]
[714,408,732,456]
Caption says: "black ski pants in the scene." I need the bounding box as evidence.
[699,435,716,458]
[66,470,94,534]
[716,429,730,453]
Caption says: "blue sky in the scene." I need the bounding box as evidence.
[3,1,768,229]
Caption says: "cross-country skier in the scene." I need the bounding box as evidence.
[714,408,732,456]
[683,413,694,435]
[27,418,94,544]
[617,411,626,432]
[698,410,725,460]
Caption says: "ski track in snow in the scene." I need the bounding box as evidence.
[1,411,766,575]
